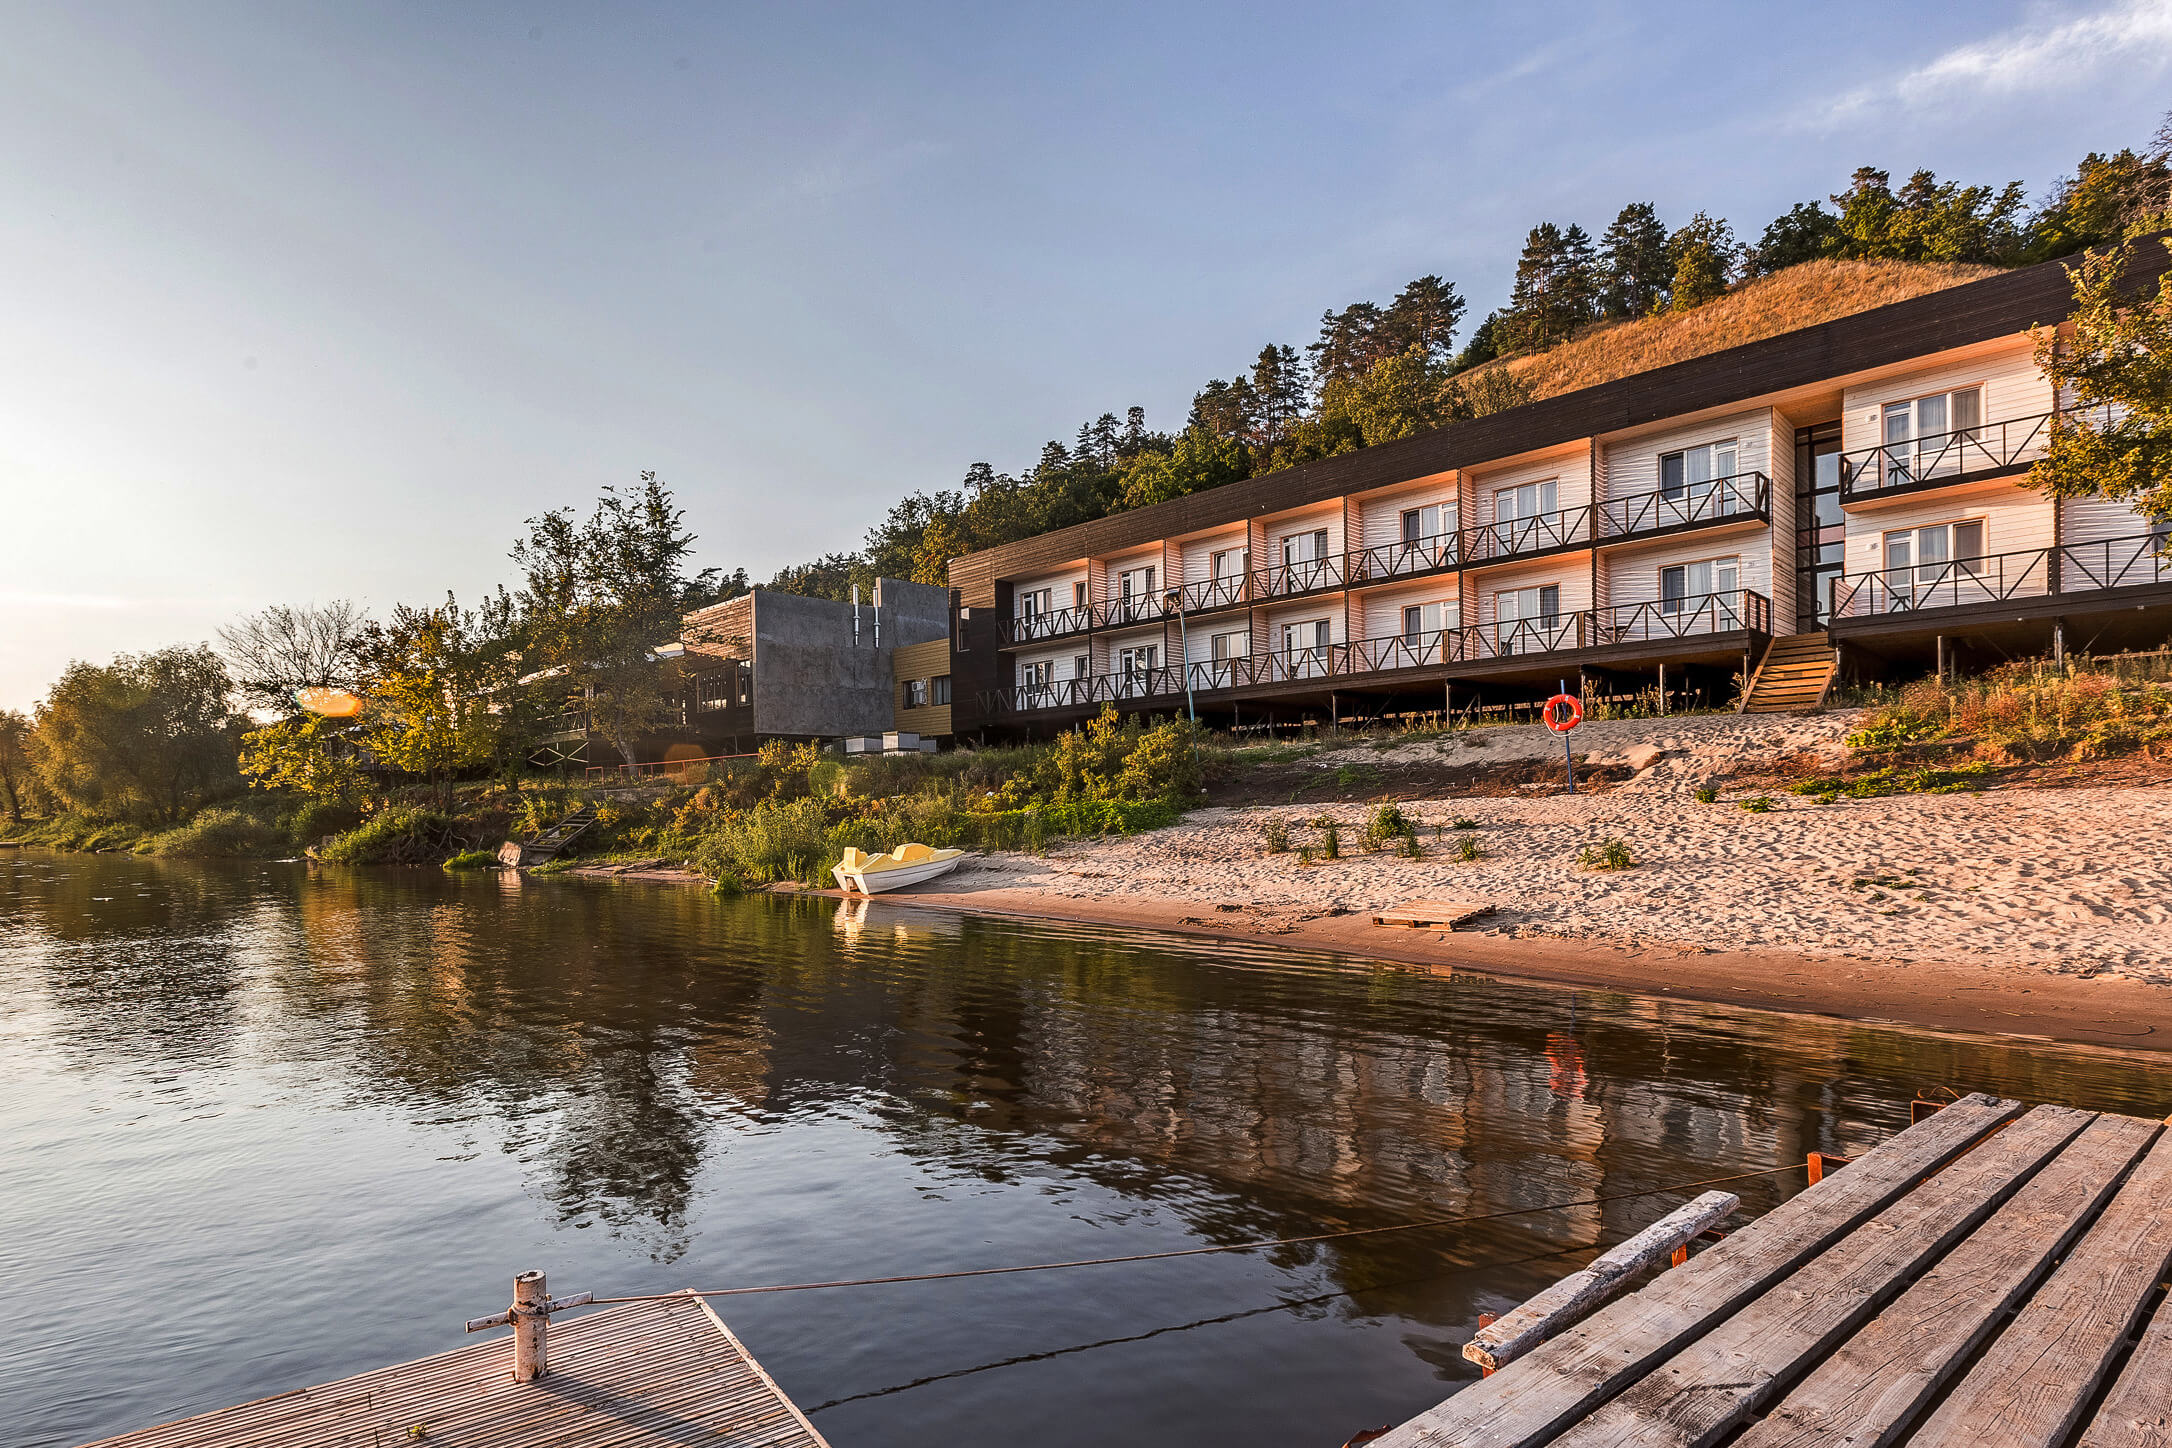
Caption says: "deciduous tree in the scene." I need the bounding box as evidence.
[216,600,370,716]
[0,709,33,822]
[1668,212,1740,311]
[31,646,243,823]
[2029,237,2172,530]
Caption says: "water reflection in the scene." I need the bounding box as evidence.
[4,851,2168,1448]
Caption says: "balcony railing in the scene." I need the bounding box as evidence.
[1835,407,2107,504]
[1831,532,2171,619]
[1597,473,1770,542]
[999,604,1093,646]
[986,591,1771,713]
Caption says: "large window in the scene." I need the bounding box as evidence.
[1280,528,1332,590]
[1400,503,1454,542]
[1492,480,1560,553]
[1210,630,1246,662]
[1879,519,1986,608]
[1020,660,1053,688]
[1660,556,1740,614]
[1400,600,1459,641]
[1117,565,1157,622]
[1659,440,1738,501]
[1019,587,1052,621]
[931,675,951,706]
[1494,584,1562,653]
[1880,387,1984,485]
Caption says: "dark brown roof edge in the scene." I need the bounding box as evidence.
[949,239,2170,589]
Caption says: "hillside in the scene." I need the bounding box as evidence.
[1498,258,2005,401]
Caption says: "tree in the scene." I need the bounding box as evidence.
[767,553,867,601]
[1501,222,1596,353]
[1246,344,1309,453]
[31,645,243,823]
[1831,167,2027,265]
[238,711,367,804]
[2026,138,2172,262]
[0,709,32,822]
[2028,237,2172,530]
[216,600,370,717]
[1453,312,1503,372]
[357,596,514,807]
[1117,425,1248,509]
[1668,212,1740,311]
[1748,201,1841,275]
[514,473,715,769]
[1380,276,1466,364]
[1600,203,1671,318]
[1188,378,1255,442]
[1447,365,1536,419]
[1320,345,1455,445]
[1307,301,1387,389]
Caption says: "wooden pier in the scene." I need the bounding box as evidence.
[83,1291,830,1448]
[1377,1092,2172,1448]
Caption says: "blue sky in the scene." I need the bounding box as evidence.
[3,0,2169,709]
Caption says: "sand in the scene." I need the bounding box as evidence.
[940,712,2172,984]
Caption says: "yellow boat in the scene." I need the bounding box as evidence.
[832,843,967,894]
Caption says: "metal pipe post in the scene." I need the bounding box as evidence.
[513,1270,549,1381]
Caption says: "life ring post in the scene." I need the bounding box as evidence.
[1547,680,1583,793]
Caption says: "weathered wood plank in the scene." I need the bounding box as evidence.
[1466,1192,1742,1371]
[1542,1104,2095,1448]
[1371,1092,2024,1448]
[1375,900,1496,929]
[1913,1125,2172,1448]
[2079,1284,2172,1448]
[77,1294,831,1448]
[1732,1111,2159,1448]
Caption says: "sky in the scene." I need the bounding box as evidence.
[2,0,2170,711]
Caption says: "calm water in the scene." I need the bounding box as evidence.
[5,853,2168,1447]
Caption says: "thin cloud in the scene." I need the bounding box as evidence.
[1812,0,2172,126]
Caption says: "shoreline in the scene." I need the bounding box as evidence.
[803,879,2172,1053]
[551,862,2172,1054]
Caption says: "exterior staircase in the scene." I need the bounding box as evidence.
[1738,634,1838,714]
[498,805,599,868]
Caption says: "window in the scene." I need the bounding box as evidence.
[1881,387,1984,483]
[1495,585,1561,652]
[1072,580,1088,609]
[1210,630,1246,662]
[1400,600,1458,640]
[1119,643,1159,673]
[1020,660,1053,687]
[931,675,951,706]
[1879,520,1986,608]
[1658,440,1738,501]
[1280,529,1331,588]
[1210,547,1249,579]
[1118,565,1157,621]
[904,678,928,708]
[1400,503,1454,542]
[1659,556,1741,614]
[1493,480,1559,551]
[1019,587,1052,621]
[1073,653,1090,680]
[1279,619,1331,675]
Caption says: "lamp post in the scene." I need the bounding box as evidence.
[1162,587,1197,725]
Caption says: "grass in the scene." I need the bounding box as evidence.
[1577,837,1637,871]
[1361,802,1410,851]
[1321,822,1341,859]
[1738,796,1773,813]
[1495,259,1999,402]
[442,849,501,871]
[1453,833,1482,862]
[1450,816,1480,830]
[1845,662,2172,766]
[1261,817,1290,854]
[1788,763,1996,800]
[1693,785,1719,804]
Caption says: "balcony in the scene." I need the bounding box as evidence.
[1836,407,2088,505]
[999,603,1094,647]
[984,591,1771,713]
[1597,473,1770,543]
[1830,532,2172,620]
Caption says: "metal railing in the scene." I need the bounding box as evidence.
[1832,532,2172,618]
[988,590,1772,712]
[1836,408,2092,503]
[999,604,1094,646]
[1598,473,1770,541]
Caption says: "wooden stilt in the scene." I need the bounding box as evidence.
[513,1270,549,1381]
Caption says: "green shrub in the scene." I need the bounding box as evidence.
[1739,796,1772,813]
[140,807,290,858]
[688,797,831,884]
[1361,802,1410,852]
[442,849,501,871]
[1787,763,1995,799]
[319,807,458,865]
[1693,785,1719,804]
[1578,837,1636,871]
[1397,827,1423,860]
[284,798,363,846]
[1453,833,1482,862]
[1262,817,1291,854]
[1450,816,1480,830]
[1321,822,1341,859]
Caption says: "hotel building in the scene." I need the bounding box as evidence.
[946,246,2172,735]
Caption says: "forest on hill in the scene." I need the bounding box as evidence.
[763,123,2172,599]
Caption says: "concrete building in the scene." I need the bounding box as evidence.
[945,246,2172,736]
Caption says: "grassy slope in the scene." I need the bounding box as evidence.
[1498,258,2004,401]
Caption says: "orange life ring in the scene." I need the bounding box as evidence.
[1543,694,1583,732]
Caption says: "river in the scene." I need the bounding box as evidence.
[4,850,2166,1447]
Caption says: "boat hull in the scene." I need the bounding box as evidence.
[831,855,964,894]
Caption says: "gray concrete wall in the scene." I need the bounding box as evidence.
[749,589,896,739]
[874,576,951,649]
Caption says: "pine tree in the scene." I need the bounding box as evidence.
[1667,212,1739,311]
[1502,223,1592,353]
[1380,276,1466,364]
[1453,312,1502,372]
[1246,344,1308,452]
[1188,379,1254,443]
[1307,301,1387,388]
[1748,201,1841,275]
[1599,203,1671,317]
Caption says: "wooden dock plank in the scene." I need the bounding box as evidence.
[1543,1104,2095,1448]
[1374,900,1495,929]
[1370,1092,2024,1448]
[78,1294,831,1448]
[2079,1288,2172,1448]
[1912,1126,2172,1448]
[1729,1112,2159,1448]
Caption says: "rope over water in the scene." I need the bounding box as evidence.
[576,1162,1808,1305]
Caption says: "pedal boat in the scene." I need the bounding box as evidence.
[832,843,967,894]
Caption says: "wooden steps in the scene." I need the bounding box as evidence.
[1740,634,1837,714]
[500,805,600,868]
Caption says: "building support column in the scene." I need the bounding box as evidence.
[1936,634,1948,684]
[2053,618,2068,672]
